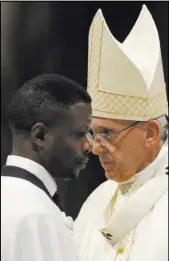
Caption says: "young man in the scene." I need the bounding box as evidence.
[1,74,92,261]
[75,6,168,261]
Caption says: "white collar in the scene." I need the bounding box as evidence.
[6,155,57,196]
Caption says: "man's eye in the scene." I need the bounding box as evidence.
[101,128,111,136]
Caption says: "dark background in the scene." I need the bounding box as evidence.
[1,1,168,219]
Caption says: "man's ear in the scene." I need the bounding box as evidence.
[30,122,48,151]
[144,120,160,148]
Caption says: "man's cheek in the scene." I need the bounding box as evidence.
[64,147,76,160]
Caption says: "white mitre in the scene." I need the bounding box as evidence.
[87,5,168,121]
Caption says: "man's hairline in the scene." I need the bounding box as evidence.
[9,101,91,134]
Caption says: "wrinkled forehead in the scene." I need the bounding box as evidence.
[92,116,134,130]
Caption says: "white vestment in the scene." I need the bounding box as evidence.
[1,155,80,261]
[74,142,168,261]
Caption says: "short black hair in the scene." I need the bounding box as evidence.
[7,74,91,132]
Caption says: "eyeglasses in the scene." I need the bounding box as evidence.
[87,121,141,145]
[86,114,167,145]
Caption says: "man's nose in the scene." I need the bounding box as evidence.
[82,138,92,153]
[92,140,104,155]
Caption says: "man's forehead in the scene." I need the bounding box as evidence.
[68,103,92,127]
[92,117,133,129]
[71,102,91,110]
[70,103,91,117]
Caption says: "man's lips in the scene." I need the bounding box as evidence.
[101,161,112,165]
[101,161,114,171]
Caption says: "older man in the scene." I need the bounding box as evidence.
[75,6,168,261]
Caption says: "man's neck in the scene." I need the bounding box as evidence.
[11,146,41,166]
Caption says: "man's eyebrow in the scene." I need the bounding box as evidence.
[97,125,111,129]
[92,125,112,130]
[92,125,117,133]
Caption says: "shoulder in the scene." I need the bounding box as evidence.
[76,180,117,220]
[153,188,168,216]
[87,179,117,202]
[1,176,61,218]
[144,189,168,260]
[83,180,116,206]
[148,188,168,238]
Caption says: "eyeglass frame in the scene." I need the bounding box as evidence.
[87,120,142,144]
[87,115,166,145]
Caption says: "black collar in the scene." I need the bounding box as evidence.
[2,165,63,211]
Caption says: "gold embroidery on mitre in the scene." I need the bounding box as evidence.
[90,89,167,118]
[88,11,103,93]
[87,11,168,120]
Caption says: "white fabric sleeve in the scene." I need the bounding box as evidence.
[10,213,80,261]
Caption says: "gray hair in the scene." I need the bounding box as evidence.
[155,115,168,142]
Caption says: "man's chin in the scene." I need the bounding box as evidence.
[70,163,88,179]
[104,170,122,182]
[55,169,82,181]
[72,165,85,178]
[52,168,75,181]
[105,170,133,183]
[105,170,115,180]
[52,163,87,181]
